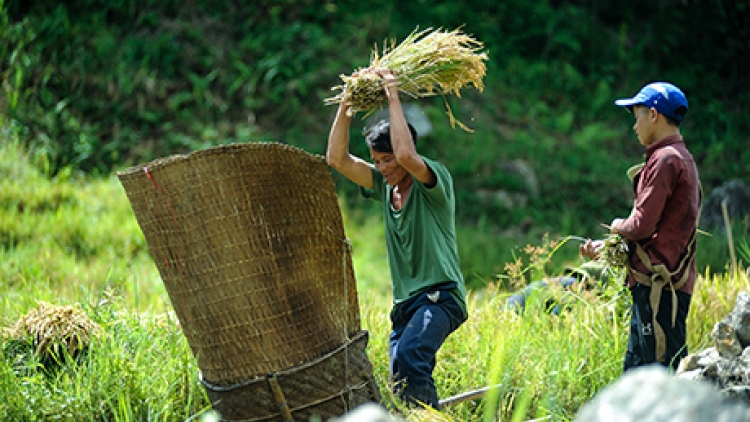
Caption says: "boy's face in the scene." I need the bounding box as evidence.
[631,104,657,146]
[370,149,409,186]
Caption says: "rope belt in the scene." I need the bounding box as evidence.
[627,230,696,363]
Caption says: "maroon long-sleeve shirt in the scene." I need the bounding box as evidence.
[617,134,701,294]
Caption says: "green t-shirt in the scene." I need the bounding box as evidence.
[362,156,467,314]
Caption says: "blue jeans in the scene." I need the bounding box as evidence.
[389,288,466,409]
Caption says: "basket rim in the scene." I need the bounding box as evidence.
[116,142,325,177]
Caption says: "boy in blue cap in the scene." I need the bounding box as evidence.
[580,82,701,372]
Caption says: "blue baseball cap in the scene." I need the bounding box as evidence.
[614,82,688,121]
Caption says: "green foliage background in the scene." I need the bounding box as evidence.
[2,2,750,417]
[2,0,749,281]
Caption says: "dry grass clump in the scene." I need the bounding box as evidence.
[325,27,488,130]
[3,301,102,361]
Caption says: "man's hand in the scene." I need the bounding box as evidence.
[580,239,604,260]
[338,100,353,118]
[370,67,398,99]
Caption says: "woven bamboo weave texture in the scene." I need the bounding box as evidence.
[117,142,362,384]
[201,330,381,421]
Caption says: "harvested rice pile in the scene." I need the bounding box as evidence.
[3,301,101,361]
[325,27,488,130]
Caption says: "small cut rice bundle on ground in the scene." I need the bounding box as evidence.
[3,301,102,363]
[325,27,488,130]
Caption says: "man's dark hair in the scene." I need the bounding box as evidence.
[364,119,418,153]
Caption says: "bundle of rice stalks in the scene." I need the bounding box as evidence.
[325,27,488,130]
[3,301,102,362]
[599,234,630,271]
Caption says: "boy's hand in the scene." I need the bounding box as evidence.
[580,239,604,260]
[610,218,624,234]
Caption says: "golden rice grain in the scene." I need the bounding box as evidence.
[3,301,102,360]
[325,27,488,130]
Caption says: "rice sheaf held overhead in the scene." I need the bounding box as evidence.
[325,27,489,131]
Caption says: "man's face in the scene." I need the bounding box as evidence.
[631,104,657,146]
[370,149,409,186]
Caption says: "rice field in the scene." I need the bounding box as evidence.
[1,139,748,421]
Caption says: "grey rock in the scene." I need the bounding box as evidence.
[728,292,750,347]
[677,353,700,372]
[696,347,721,367]
[737,312,750,347]
[712,321,744,358]
[673,292,750,406]
[700,179,750,231]
[678,368,705,381]
[575,365,750,422]
[329,403,403,422]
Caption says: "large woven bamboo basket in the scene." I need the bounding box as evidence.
[117,142,380,420]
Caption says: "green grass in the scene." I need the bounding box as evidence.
[2,140,749,421]
[1,300,209,421]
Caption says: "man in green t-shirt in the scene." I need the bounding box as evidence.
[326,68,467,410]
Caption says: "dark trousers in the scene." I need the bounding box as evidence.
[389,289,466,409]
[624,283,691,372]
